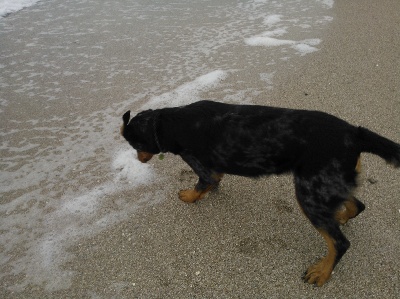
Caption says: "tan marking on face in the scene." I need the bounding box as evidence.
[137,151,154,163]
[355,156,361,173]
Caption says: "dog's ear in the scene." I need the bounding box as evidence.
[122,110,131,126]
[121,110,131,137]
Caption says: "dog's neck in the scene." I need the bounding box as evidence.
[152,112,164,153]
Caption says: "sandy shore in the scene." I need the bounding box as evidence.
[1,0,399,298]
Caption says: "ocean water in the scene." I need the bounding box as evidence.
[0,0,334,292]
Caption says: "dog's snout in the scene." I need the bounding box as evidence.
[137,151,154,163]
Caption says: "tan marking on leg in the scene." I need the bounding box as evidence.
[335,197,361,225]
[179,173,224,203]
[335,156,362,225]
[304,229,336,286]
[179,189,203,203]
[179,185,213,203]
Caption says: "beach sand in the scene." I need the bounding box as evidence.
[1,0,399,298]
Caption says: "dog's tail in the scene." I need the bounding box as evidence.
[358,126,400,168]
[120,110,131,137]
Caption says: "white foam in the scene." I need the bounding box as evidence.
[263,28,288,37]
[5,186,162,292]
[317,0,334,8]
[263,14,283,26]
[292,43,319,56]
[301,38,322,46]
[141,70,228,109]
[245,29,322,56]
[59,186,108,216]
[0,0,40,18]
[112,149,154,186]
[57,147,155,219]
[245,36,295,47]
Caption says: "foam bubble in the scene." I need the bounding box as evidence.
[245,32,322,56]
[293,43,319,56]
[245,36,295,47]
[318,0,334,8]
[263,14,283,26]
[263,28,288,37]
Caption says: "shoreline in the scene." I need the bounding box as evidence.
[1,0,399,297]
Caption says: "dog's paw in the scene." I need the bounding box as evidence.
[178,189,201,203]
[303,258,333,286]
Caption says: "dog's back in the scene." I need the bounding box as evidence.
[158,100,361,177]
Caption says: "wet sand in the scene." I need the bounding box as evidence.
[1,0,399,298]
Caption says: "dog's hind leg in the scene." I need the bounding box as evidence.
[179,153,223,203]
[294,174,355,286]
[335,157,365,225]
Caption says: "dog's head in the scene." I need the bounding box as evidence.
[120,110,159,163]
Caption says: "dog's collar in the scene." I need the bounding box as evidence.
[153,112,164,153]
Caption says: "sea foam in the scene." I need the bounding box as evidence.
[141,70,228,109]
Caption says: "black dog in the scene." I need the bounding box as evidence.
[120,100,399,286]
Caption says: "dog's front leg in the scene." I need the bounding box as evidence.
[179,153,223,203]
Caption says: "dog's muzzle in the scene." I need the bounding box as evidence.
[137,151,154,163]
